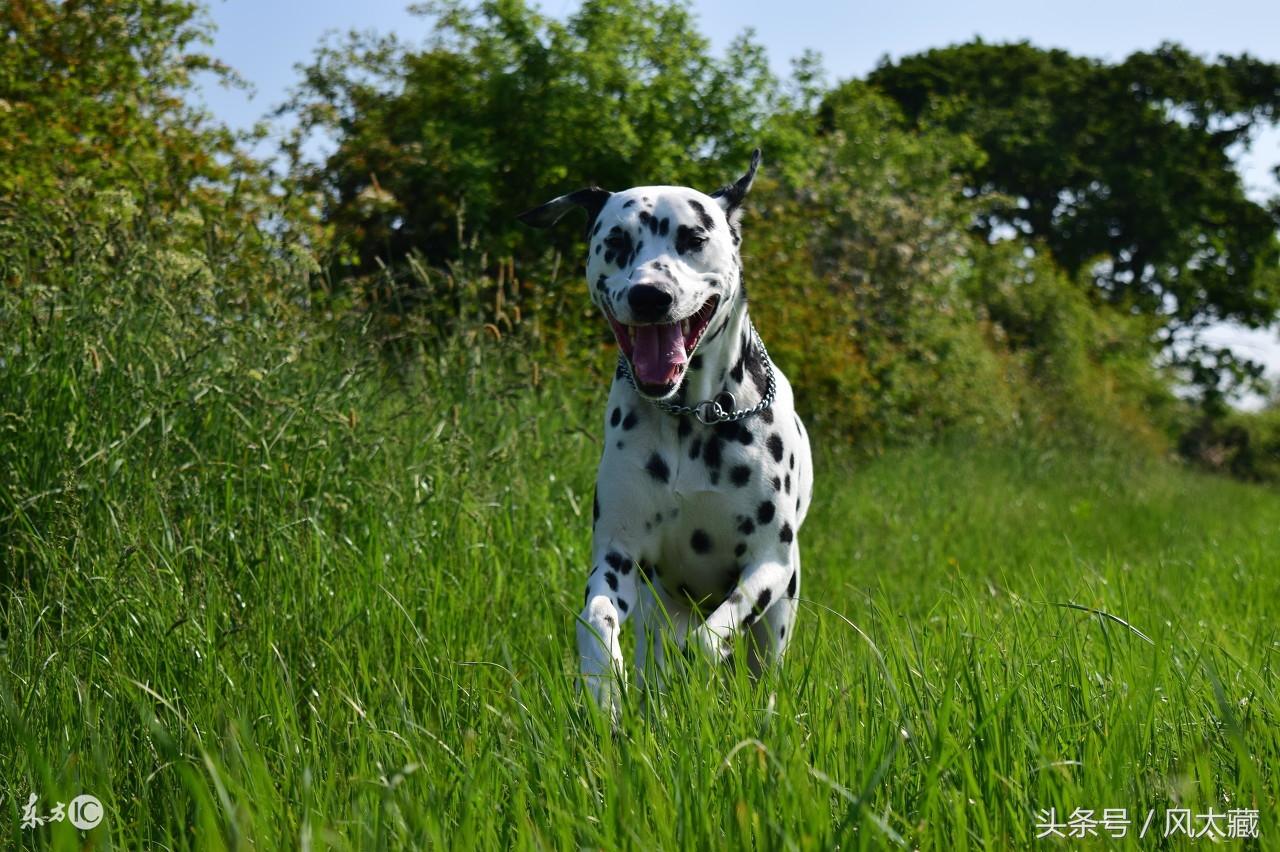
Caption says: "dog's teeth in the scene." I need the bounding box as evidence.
[628,327,637,343]
[681,319,690,335]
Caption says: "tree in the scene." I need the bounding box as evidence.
[0,0,316,287]
[866,42,1280,342]
[283,0,778,273]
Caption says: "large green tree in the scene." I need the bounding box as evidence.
[283,0,778,272]
[866,42,1280,340]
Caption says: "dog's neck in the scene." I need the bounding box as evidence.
[676,284,764,411]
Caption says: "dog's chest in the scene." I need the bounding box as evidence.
[596,395,792,604]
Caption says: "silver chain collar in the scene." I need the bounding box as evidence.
[617,323,777,425]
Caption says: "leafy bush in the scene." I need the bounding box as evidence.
[284,0,778,273]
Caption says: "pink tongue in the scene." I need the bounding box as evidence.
[632,322,687,385]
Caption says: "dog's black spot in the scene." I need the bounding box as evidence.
[689,437,701,460]
[703,436,723,470]
[620,558,633,574]
[623,199,636,209]
[595,244,602,255]
[674,224,707,256]
[730,353,745,383]
[688,198,716,230]
[786,570,797,598]
[785,473,792,494]
[592,221,602,236]
[771,475,781,491]
[767,434,784,462]
[722,566,741,593]
[789,453,795,470]
[760,406,774,424]
[779,522,794,544]
[734,542,747,557]
[690,354,703,370]
[642,561,656,580]
[757,501,775,525]
[737,516,755,535]
[659,217,670,236]
[616,440,624,449]
[655,511,663,524]
[746,348,770,397]
[596,275,607,292]
[729,465,751,487]
[678,417,692,439]
[741,589,772,628]
[646,452,670,483]
[728,591,743,605]
[605,551,623,570]
[617,597,629,613]
[639,210,659,235]
[622,410,638,430]
[780,625,786,639]
[610,407,621,427]
[691,529,712,553]
[796,495,802,511]
[605,571,618,591]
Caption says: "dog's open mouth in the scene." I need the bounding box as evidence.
[607,296,720,396]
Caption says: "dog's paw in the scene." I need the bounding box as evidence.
[684,625,733,665]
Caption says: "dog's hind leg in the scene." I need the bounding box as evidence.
[577,548,640,720]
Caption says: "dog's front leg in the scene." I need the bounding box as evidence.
[686,559,794,664]
[577,549,640,720]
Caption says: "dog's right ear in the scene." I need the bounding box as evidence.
[517,187,611,235]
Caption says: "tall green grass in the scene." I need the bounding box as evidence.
[2,224,1278,849]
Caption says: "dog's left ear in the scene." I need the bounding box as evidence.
[517,187,612,236]
[710,148,762,230]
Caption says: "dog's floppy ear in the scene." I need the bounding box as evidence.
[710,148,762,229]
[517,187,611,235]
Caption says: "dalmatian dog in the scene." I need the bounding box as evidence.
[519,150,813,717]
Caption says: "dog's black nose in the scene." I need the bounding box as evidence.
[628,284,674,322]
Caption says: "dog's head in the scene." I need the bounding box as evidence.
[519,150,760,400]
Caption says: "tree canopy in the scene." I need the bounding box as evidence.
[866,41,1280,333]
[284,0,779,272]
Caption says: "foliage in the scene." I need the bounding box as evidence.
[747,85,1015,445]
[0,0,323,288]
[283,0,778,273]
[867,41,1280,382]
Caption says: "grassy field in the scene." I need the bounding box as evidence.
[2,262,1279,849]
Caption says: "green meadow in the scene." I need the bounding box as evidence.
[2,260,1278,849]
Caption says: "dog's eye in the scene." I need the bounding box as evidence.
[687,234,708,250]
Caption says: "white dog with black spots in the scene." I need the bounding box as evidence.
[520,150,813,718]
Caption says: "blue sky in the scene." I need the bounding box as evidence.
[197,0,1280,397]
